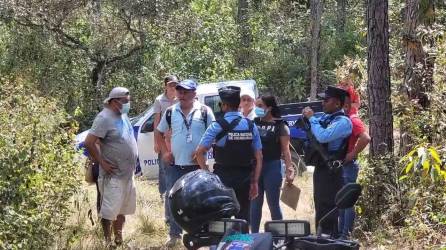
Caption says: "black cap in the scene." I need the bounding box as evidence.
[218,86,241,104]
[317,86,350,102]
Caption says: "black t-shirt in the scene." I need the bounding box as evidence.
[254,118,289,161]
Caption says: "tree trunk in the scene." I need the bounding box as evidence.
[309,0,323,100]
[91,60,107,111]
[367,0,393,157]
[401,0,434,107]
[336,0,347,33]
[402,0,422,97]
[420,0,435,103]
[399,0,422,155]
[399,0,436,155]
[236,0,251,69]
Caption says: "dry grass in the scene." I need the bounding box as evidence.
[56,171,445,249]
[54,172,315,249]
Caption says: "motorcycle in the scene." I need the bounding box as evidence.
[182,183,361,250]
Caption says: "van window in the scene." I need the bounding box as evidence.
[204,95,224,120]
[140,114,156,133]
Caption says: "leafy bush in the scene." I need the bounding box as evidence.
[0,77,82,249]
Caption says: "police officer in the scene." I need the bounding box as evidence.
[194,86,262,225]
[302,86,352,237]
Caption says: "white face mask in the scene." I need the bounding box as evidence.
[120,102,130,114]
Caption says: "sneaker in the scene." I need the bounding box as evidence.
[165,235,181,248]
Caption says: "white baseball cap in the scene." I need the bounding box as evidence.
[103,87,130,104]
[240,88,255,100]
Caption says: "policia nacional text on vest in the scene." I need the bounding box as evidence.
[213,117,255,167]
[211,86,257,229]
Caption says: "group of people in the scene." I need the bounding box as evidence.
[84,75,369,248]
[153,77,295,246]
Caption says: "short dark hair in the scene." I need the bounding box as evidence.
[259,95,281,118]
[222,100,240,110]
[164,75,179,85]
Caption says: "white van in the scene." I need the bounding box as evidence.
[76,80,258,179]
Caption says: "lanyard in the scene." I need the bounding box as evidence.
[180,109,197,132]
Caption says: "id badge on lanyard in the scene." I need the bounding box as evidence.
[186,133,193,143]
[182,110,196,144]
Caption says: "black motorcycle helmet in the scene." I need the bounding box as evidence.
[168,170,240,234]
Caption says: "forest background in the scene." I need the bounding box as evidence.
[0,0,445,249]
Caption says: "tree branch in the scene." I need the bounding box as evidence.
[106,44,144,64]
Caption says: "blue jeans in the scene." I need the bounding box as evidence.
[165,165,199,237]
[338,161,359,237]
[158,154,170,224]
[250,159,283,233]
[158,154,167,195]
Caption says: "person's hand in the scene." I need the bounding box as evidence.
[344,152,356,163]
[191,150,198,161]
[302,107,314,119]
[100,159,117,174]
[285,167,295,185]
[249,182,259,200]
[154,143,160,154]
[162,152,174,165]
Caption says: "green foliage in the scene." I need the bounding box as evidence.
[399,145,446,183]
[0,77,82,249]
[356,155,404,231]
[0,0,368,130]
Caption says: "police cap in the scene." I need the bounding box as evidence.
[317,86,350,103]
[218,85,241,104]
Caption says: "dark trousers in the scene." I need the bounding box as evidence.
[213,164,252,231]
[313,165,343,237]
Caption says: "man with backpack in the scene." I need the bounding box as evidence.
[194,86,263,230]
[155,79,215,247]
[302,86,352,237]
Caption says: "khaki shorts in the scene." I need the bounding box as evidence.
[98,176,136,220]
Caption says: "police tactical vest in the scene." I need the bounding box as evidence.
[303,111,349,168]
[214,117,255,168]
[254,118,284,161]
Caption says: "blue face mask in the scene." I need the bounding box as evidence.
[120,102,131,114]
[255,107,266,117]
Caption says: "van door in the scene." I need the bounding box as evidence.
[203,94,224,165]
[136,111,159,179]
